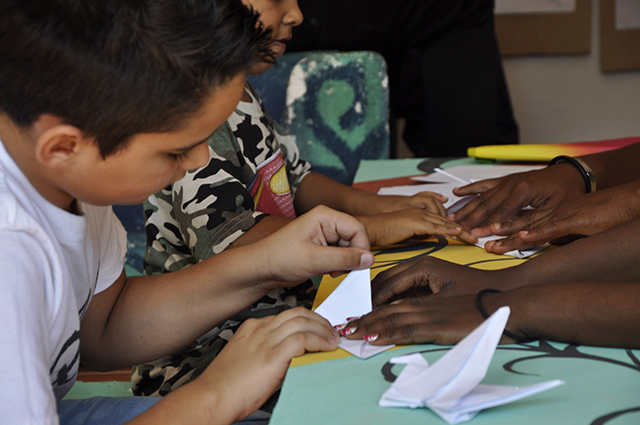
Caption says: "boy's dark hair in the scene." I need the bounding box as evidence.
[0,0,272,157]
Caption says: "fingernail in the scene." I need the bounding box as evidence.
[521,231,529,236]
[364,334,378,342]
[334,323,347,331]
[346,316,360,322]
[341,327,356,336]
[493,222,501,229]
[360,253,374,267]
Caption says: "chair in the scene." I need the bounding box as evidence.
[249,50,390,185]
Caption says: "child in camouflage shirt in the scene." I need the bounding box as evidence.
[132,0,476,398]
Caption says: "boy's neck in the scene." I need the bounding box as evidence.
[240,87,251,103]
[0,115,77,213]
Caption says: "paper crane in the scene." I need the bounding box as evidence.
[379,306,564,424]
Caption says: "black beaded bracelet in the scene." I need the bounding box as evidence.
[475,288,535,343]
[548,155,597,194]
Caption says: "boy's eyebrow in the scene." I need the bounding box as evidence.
[174,132,215,152]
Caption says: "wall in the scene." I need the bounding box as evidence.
[501,0,640,145]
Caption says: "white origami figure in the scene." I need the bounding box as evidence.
[314,269,394,359]
[379,307,564,424]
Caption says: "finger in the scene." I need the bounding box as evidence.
[370,261,415,290]
[270,306,333,329]
[371,264,433,307]
[307,205,371,251]
[450,192,500,230]
[276,330,339,361]
[483,234,535,254]
[346,308,443,346]
[452,179,499,197]
[420,196,447,217]
[446,226,478,245]
[489,210,545,236]
[517,220,570,244]
[455,188,533,232]
[269,310,340,346]
[317,246,374,275]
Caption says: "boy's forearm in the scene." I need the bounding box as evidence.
[228,215,293,248]
[484,282,640,348]
[81,242,277,370]
[294,172,376,215]
[127,380,235,425]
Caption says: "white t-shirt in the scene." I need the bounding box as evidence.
[0,139,127,424]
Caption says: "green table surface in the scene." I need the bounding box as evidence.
[271,158,640,425]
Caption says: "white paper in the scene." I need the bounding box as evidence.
[314,269,372,327]
[379,307,564,424]
[314,269,395,359]
[337,337,394,359]
[616,0,640,30]
[495,0,575,15]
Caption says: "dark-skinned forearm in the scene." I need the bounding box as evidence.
[483,282,640,348]
[579,142,640,190]
[497,216,640,288]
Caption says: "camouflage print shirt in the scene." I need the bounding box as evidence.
[132,86,315,397]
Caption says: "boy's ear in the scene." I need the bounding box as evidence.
[35,124,92,169]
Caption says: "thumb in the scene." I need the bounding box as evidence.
[309,246,374,277]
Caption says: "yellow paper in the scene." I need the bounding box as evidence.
[292,237,534,368]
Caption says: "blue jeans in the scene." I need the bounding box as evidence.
[58,397,271,425]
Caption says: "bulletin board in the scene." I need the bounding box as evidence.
[494,0,592,56]
[600,0,640,72]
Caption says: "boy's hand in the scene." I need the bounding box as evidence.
[357,209,477,247]
[372,192,448,216]
[258,205,375,285]
[195,308,339,423]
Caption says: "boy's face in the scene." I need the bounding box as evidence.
[68,75,246,206]
[243,0,303,75]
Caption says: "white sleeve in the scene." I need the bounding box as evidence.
[0,231,60,425]
[88,206,128,295]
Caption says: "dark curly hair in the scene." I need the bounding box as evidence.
[0,0,273,157]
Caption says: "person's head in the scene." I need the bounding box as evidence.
[242,0,303,75]
[0,0,272,206]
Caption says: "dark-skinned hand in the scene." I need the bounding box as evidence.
[370,256,499,307]
[341,294,522,346]
[484,182,640,254]
[448,163,585,237]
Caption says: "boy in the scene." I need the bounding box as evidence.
[0,1,375,424]
[134,0,478,397]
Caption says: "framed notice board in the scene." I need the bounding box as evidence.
[601,0,640,72]
[494,0,591,56]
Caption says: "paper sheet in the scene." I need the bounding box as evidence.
[495,0,576,15]
[314,269,395,359]
[380,307,564,424]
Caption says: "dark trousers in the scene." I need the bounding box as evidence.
[288,0,518,157]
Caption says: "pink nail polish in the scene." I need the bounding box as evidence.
[341,327,356,336]
[333,323,347,331]
[346,316,360,322]
[364,334,378,342]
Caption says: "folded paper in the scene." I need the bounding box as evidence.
[314,269,394,359]
[380,307,564,424]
